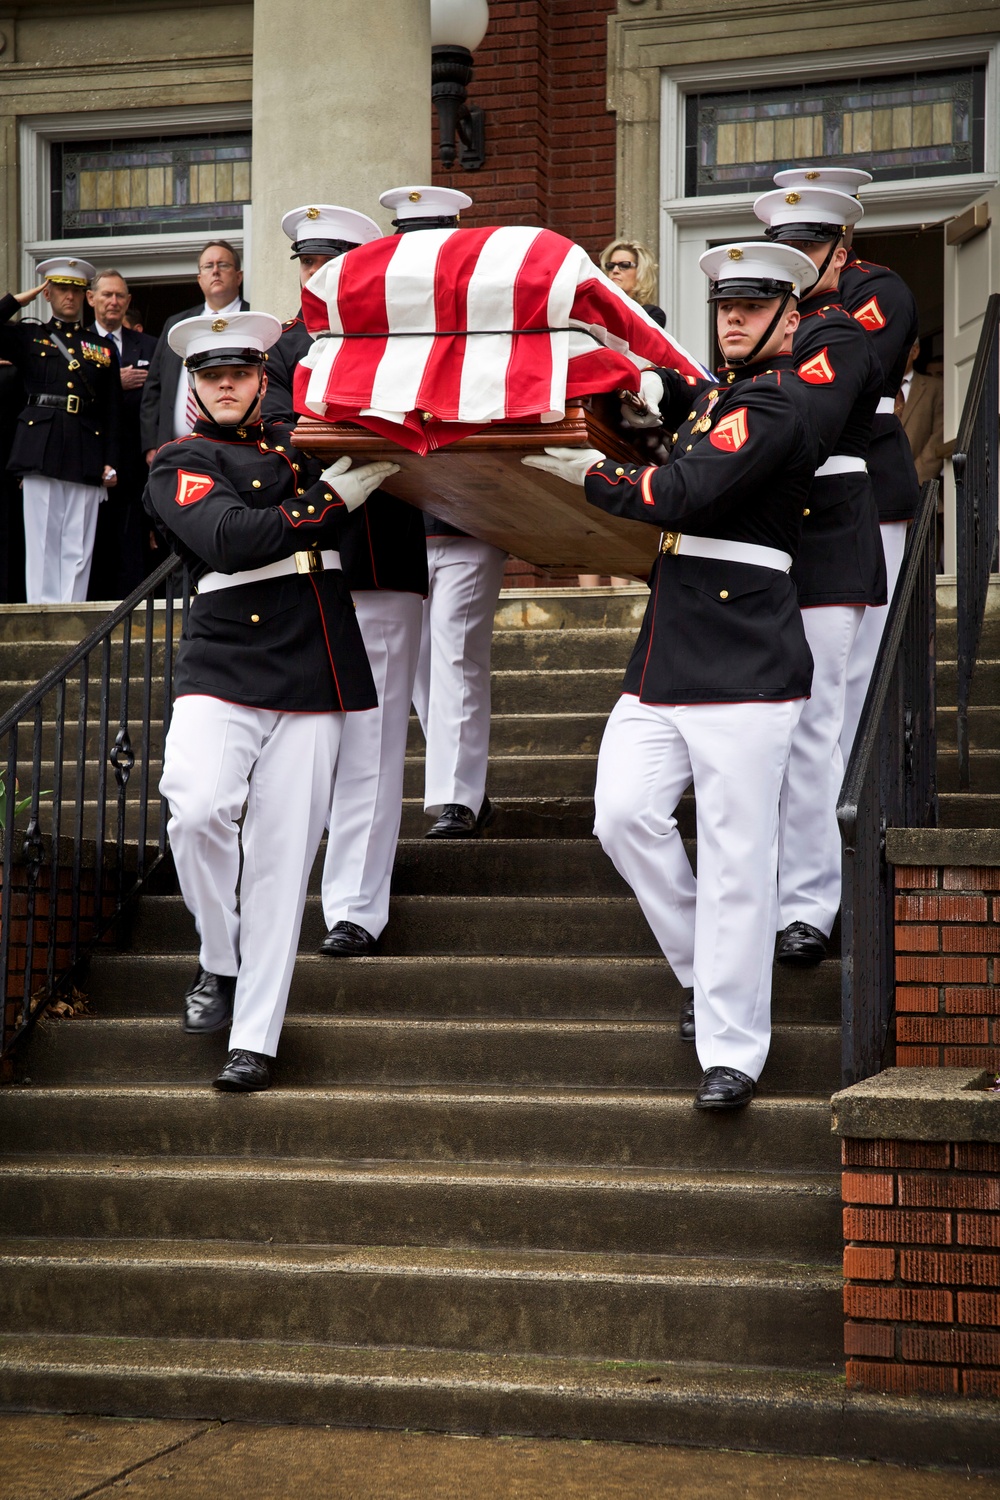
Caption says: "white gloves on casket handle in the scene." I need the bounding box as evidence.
[620,370,664,429]
[320,455,401,512]
[521,447,606,488]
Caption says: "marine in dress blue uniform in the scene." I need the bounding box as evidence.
[523,243,820,1111]
[754,182,886,965]
[146,311,396,1092]
[0,256,122,602]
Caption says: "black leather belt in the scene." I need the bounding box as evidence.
[29,393,90,415]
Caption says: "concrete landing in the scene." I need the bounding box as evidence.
[2,1415,997,1500]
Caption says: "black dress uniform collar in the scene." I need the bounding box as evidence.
[717,351,796,386]
[191,416,267,444]
[50,317,84,334]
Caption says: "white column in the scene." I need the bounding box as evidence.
[250,0,433,315]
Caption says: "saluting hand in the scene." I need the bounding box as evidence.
[14,283,47,306]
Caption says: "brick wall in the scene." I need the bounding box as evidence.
[894,864,1000,1071]
[432,0,619,261]
[842,1137,1000,1397]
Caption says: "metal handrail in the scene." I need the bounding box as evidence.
[955,293,1000,789]
[0,555,190,1061]
[838,479,939,1086]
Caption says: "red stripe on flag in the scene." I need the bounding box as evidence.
[415,227,494,421]
[507,229,566,417]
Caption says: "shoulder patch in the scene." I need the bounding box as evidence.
[853,296,886,332]
[797,348,836,385]
[709,407,749,452]
[174,470,214,508]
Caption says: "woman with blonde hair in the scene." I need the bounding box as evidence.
[599,238,666,327]
[579,239,667,586]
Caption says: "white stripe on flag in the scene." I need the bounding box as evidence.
[457,225,543,422]
[366,229,451,421]
[301,255,347,415]
[544,242,584,419]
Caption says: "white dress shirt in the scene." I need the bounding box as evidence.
[93,320,123,358]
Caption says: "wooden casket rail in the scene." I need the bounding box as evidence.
[291,400,660,580]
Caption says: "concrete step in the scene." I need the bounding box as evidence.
[936,613,1000,658]
[937,749,1000,792]
[491,670,622,715]
[86,953,842,1026]
[382,838,633,896]
[403,753,599,799]
[0,1090,840,1173]
[0,1238,841,1371]
[1,1332,996,1466]
[21,1017,841,1094]
[495,588,648,632]
[936,704,1000,751]
[0,1153,841,1257]
[937,792,1000,828]
[935,658,1000,704]
[489,629,636,671]
[408,713,609,756]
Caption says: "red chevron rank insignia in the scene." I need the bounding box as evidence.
[709,407,749,452]
[797,348,835,385]
[853,296,886,331]
[174,471,214,507]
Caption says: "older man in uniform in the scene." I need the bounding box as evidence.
[145,310,396,1091]
[0,257,121,603]
[378,185,510,840]
[271,204,430,956]
[524,242,819,1110]
[753,183,885,967]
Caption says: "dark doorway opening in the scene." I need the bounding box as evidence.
[852,224,944,370]
[125,280,198,340]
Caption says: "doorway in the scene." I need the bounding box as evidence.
[852,225,945,370]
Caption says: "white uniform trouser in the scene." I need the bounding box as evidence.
[777,604,864,938]
[160,695,342,1057]
[594,694,803,1082]
[840,520,909,764]
[411,535,508,816]
[22,473,104,604]
[321,590,423,939]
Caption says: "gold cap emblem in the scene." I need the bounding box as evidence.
[212,318,228,333]
[805,171,820,180]
[727,248,744,261]
[785,191,801,205]
[306,207,320,220]
[69,259,77,267]
[408,191,422,203]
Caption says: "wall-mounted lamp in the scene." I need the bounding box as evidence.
[431,0,489,172]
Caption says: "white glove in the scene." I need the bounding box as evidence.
[320,455,400,512]
[521,447,605,488]
[620,370,664,429]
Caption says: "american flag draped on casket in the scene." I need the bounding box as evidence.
[294,225,706,455]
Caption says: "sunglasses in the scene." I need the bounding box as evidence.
[606,260,637,272]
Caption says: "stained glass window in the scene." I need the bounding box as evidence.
[51,132,252,238]
[684,66,985,198]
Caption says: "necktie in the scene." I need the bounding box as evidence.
[184,380,199,432]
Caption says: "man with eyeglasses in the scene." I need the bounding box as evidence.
[140,240,250,462]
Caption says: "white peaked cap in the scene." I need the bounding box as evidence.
[280,204,382,254]
[168,311,284,365]
[773,165,873,194]
[754,185,865,233]
[699,242,819,300]
[379,185,473,221]
[38,255,96,287]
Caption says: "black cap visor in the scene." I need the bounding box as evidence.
[765,222,843,245]
[708,277,796,302]
[290,238,359,258]
[186,346,266,371]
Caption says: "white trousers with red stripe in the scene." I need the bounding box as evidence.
[22,473,104,604]
[160,695,342,1057]
[412,536,508,817]
[321,590,423,939]
[777,604,864,938]
[839,520,909,764]
[594,694,803,1082]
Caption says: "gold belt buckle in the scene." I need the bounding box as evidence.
[294,549,322,575]
[661,531,682,555]
[66,394,80,415]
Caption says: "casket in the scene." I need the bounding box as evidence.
[291,396,660,580]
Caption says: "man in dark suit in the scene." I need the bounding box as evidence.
[139,240,249,461]
[86,269,157,597]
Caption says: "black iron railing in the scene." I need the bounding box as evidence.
[955,292,1000,790]
[0,555,189,1061]
[838,480,939,1086]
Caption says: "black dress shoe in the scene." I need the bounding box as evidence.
[679,988,695,1044]
[425,797,496,839]
[183,966,236,1035]
[213,1049,272,1092]
[776,921,828,967]
[694,1066,755,1111]
[319,920,378,957]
